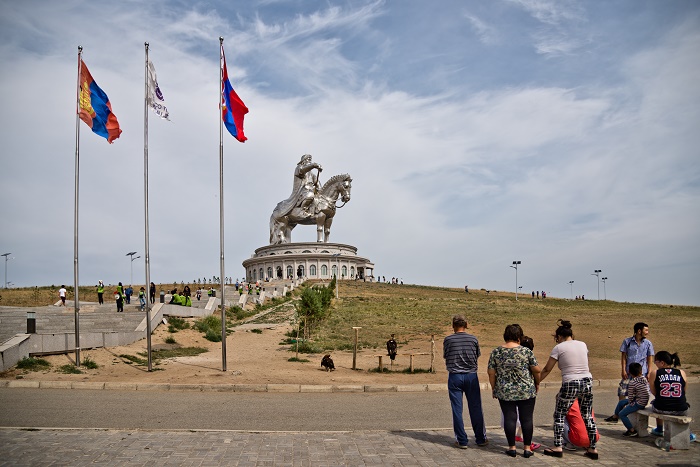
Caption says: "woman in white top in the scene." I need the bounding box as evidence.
[540,320,598,460]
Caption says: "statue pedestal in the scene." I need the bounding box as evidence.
[242,242,374,283]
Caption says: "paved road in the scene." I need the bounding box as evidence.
[1,384,699,431]
[1,384,698,465]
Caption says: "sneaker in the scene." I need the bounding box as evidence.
[651,427,664,436]
[690,433,697,442]
[623,430,639,437]
[604,415,618,423]
[454,442,468,449]
[515,436,524,443]
[530,442,542,450]
[476,439,489,447]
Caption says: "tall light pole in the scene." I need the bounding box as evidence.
[569,280,574,300]
[126,252,139,285]
[510,261,521,300]
[602,277,608,300]
[591,269,601,300]
[2,253,11,289]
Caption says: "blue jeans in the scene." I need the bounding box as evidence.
[615,400,644,430]
[448,372,487,446]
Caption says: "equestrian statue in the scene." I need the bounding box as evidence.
[270,154,352,244]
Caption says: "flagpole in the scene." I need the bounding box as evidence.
[219,36,227,372]
[144,42,153,371]
[73,46,83,367]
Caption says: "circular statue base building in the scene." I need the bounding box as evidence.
[242,242,374,283]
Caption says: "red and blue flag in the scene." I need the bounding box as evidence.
[78,61,122,143]
[221,45,248,142]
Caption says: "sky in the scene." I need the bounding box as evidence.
[0,0,699,306]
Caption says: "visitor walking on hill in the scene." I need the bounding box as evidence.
[138,287,146,311]
[488,324,540,458]
[540,320,598,460]
[604,322,654,423]
[125,285,133,304]
[443,314,488,449]
[58,285,67,306]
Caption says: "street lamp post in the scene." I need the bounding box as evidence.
[602,277,608,300]
[569,280,574,300]
[591,269,602,300]
[126,252,140,285]
[510,261,521,300]
[2,253,11,289]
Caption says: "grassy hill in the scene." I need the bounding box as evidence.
[312,281,700,376]
[2,281,698,377]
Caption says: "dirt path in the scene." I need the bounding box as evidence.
[2,307,628,385]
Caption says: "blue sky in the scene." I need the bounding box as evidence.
[0,0,698,305]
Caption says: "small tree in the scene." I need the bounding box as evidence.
[296,287,323,339]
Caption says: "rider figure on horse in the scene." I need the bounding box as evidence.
[293,154,322,215]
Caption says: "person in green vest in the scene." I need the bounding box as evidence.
[169,289,185,305]
[96,280,105,305]
[116,282,124,312]
[138,287,146,311]
[184,294,192,307]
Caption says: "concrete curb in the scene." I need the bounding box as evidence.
[2,377,698,393]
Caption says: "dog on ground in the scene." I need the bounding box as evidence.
[321,354,335,371]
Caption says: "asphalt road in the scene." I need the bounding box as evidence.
[1,384,698,431]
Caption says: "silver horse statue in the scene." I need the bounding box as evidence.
[269,155,351,244]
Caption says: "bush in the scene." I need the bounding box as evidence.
[165,336,176,344]
[288,357,310,363]
[167,316,189,333]
[16,357,50,371]
[57,364,82,374]
[205,328,222,342]
[292,340,323,354]
[82,356,98,369]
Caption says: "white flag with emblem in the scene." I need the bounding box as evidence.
[147,60,170,120]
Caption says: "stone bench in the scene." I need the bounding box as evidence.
[630,408,693,450]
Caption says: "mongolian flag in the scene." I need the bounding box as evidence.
[78,61,122,143]
[221,44,248,142]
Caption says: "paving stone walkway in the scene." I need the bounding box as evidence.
[1,425,698,466]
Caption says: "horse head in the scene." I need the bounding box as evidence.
[320,174,352,206]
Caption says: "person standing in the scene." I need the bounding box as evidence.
[96,280,105,305]
[488,324,540,458]
[138,287,146,311]
[115,291,124,312]
[58,285,67,306]
[149,282,156,304]
[605,322,654,422]
[443,314,488,449]
[540,320,598,460]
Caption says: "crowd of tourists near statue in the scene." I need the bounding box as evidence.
[443,316,694,460]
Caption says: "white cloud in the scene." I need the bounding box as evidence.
[0,1,698,306]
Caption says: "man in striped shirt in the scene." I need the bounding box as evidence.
[443,314,488,448]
